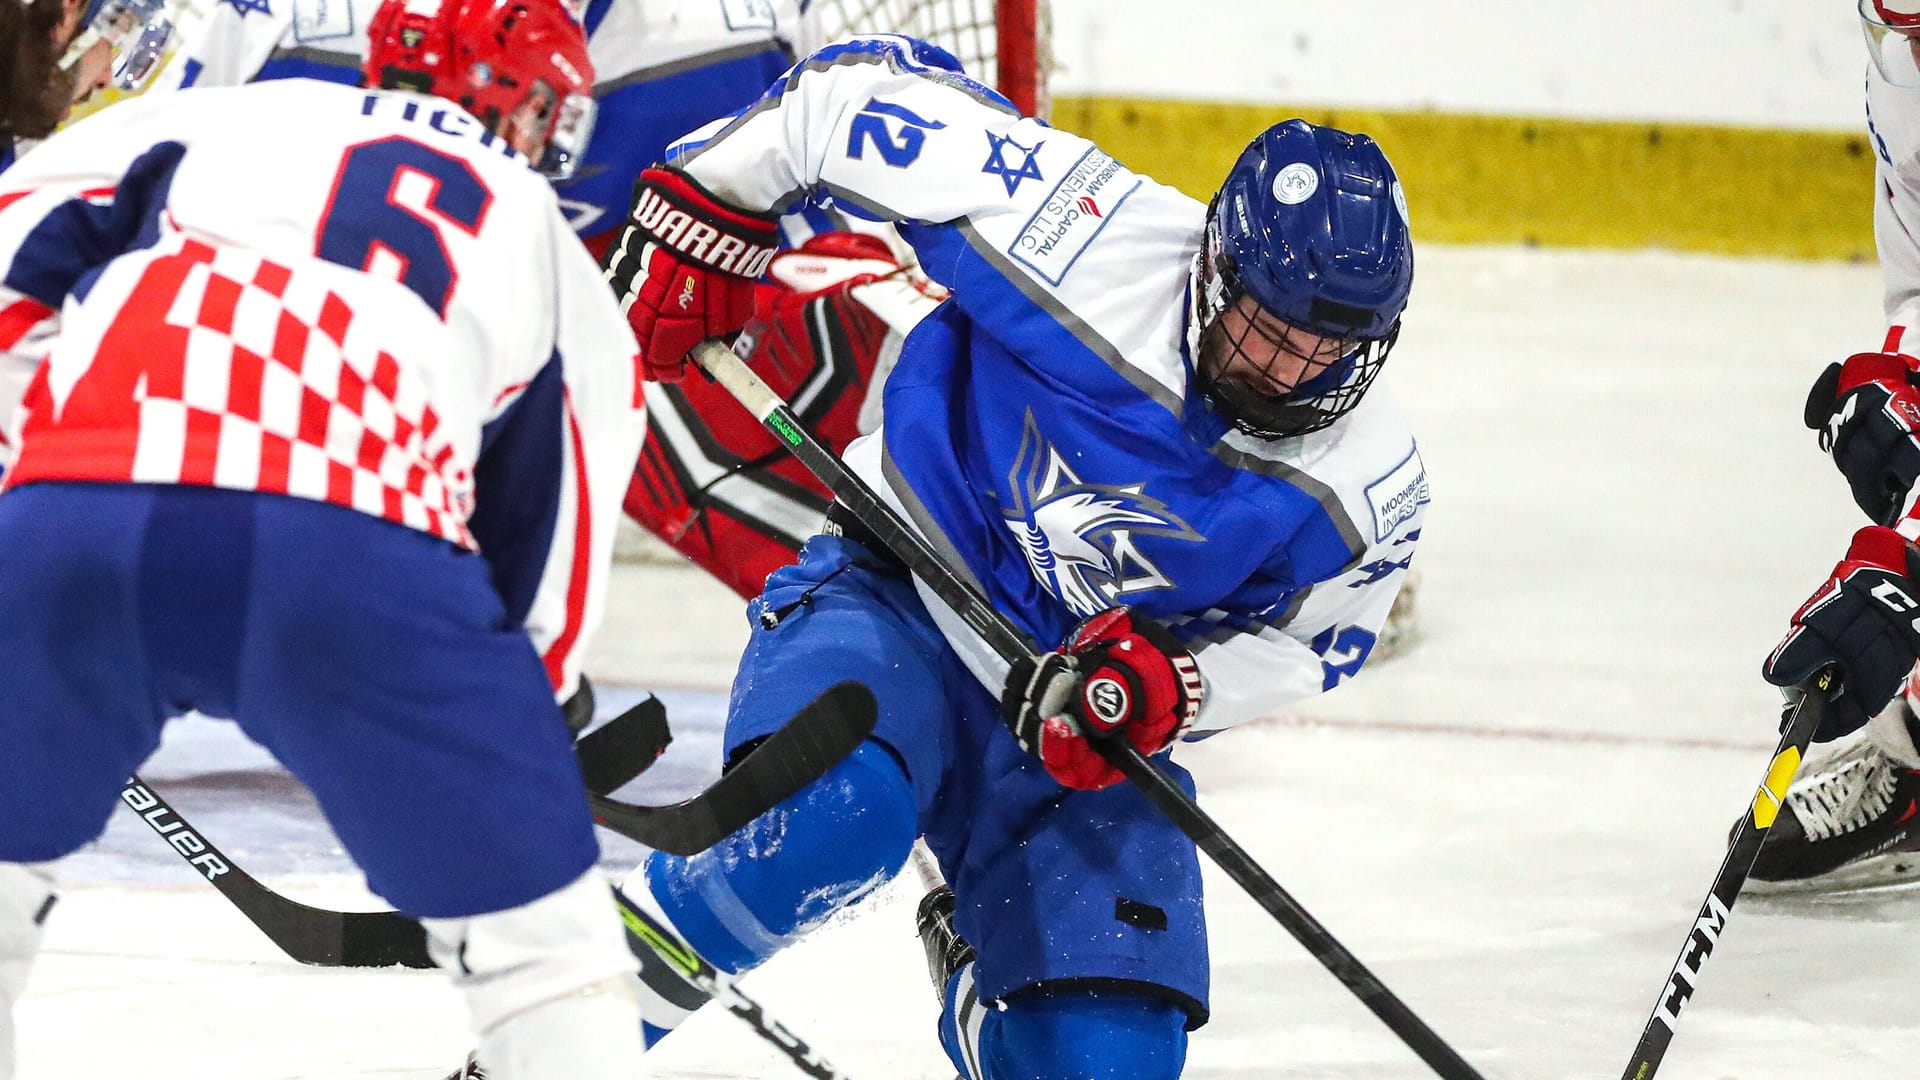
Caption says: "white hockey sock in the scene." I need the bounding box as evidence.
[421,869,646,1080]
[0,864,57,1080]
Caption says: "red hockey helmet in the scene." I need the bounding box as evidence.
[364,0,597,179]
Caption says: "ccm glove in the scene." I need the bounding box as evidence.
[1764,525,1920,742]
[603,166,780,382]
[1001,607,1204,790]
[1805,351,1920,526]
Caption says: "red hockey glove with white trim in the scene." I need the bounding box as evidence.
[1804,351,1920,527]
[603,166,781,382]
[1765,525,1920,742]
[1001,607,1204,790]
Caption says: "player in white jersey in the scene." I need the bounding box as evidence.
[0,0,657,1075]
[1748,0,1920,893]
[596,36,1419,1076]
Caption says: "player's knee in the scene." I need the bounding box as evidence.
[978,988,1189,1080]
[418,867,639,1037]
[644,740,916,973]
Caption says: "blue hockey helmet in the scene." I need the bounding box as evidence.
[1193,119,1413,438]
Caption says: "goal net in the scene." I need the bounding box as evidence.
[794,0,1051,117]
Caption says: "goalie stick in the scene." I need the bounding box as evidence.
[691,335,1488,1080]
[124,695,673,970]
[587,680,878,855]
[1618,674,1832,1080]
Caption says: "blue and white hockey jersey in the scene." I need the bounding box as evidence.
[147,0,796,241]
[674,36,1428,733]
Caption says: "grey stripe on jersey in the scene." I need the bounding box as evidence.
[955,218,1189,419]
[1207,428,1368,569]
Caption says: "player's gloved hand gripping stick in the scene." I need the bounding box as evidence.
[688,334,1488,1080]
[1625,528,1920,1076]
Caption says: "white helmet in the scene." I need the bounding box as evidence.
[1864,0,1920,87]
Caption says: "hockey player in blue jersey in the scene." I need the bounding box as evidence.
[598,35,1422,1077]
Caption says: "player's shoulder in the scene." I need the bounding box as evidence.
[1217,383,1427,552]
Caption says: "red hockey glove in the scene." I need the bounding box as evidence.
[602,166,781,382]
[1765,526,1920,742]
[1000,607,1204,790]
[1804,351,1920,527]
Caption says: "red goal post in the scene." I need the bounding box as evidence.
[794,0,1050,117]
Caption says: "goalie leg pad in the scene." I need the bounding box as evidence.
[422,869,645,1078]
[642,740,916,976]
[938,963,1189,1080]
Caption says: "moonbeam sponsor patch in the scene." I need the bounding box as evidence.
[1365,446,1429,543]
[1010,146,1141,285]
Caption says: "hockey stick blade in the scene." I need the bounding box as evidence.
[577,694,673,795]
[589,681,878,855]
[123,701,670,971]
[121,778,433,968]
[1618,674,1831,1079]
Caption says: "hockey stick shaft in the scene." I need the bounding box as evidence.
[1618,676,1831,1080]
[692,337,1486,1080]
[615,886,856,1080]
[442,884,857,1080]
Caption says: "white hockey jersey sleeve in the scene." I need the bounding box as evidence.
[1869,65,1920,348]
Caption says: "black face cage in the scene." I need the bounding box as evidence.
[1194,254,1398,440]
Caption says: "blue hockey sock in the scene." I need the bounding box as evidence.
[643,740,917,975]
[939,962,1190,1080]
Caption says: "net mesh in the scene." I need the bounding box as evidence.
[796,0,1049,116]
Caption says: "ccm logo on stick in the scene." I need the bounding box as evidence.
[1652,892,1731,1031]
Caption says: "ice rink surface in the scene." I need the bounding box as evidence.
[20,245,1920,1078]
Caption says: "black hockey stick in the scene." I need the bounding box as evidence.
[1618,673,1832,1080]
[440,881,859,1080]
[120,777,434,968]
[588,680,879,855]
[692,335,1487,1080]
[123,696,673,970]
[616,884,856,1080]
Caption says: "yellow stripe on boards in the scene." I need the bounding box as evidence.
[1053,96,1878,262]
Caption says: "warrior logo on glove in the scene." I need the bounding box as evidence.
[1085,677,1131,726]
[603,166,782,382]
[1002,607,1204,790]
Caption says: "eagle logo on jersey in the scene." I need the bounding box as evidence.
[1002,412,1201,617]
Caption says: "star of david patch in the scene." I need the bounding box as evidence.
[982,132,1044,197]
[222,0,272,15]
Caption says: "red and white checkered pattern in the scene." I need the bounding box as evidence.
[9,239,477,547]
